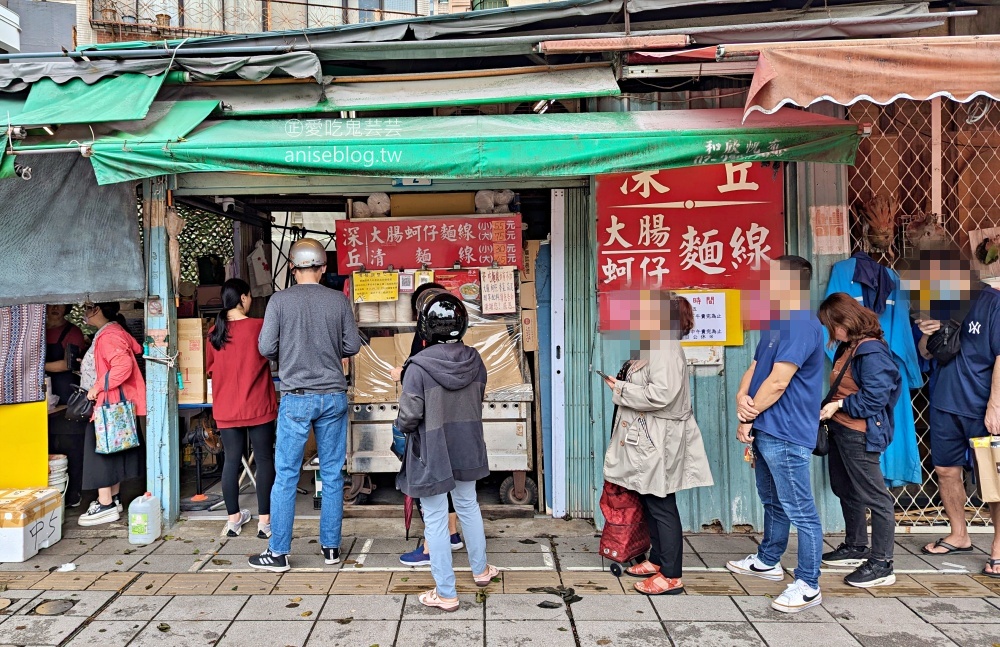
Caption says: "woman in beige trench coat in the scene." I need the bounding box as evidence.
[602,293,714,595]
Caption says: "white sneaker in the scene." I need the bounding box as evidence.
[726,554,785,581]
[78,500,120,527]
[224,509,252,537]
[771,579,822,614]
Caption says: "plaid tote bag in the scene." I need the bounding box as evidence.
[94,373,140,455]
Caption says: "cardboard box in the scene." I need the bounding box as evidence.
[464,324,525,392]
[395,333,416,364]
[0,488,64,562]
[177,319,207,404]
[521,308,538,352]
[353,336,398,402]
[519,281,536,310]
[521,240,542,281]
[389,192,476,218]
[196,285,223,308]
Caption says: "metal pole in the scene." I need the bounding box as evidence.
[0,10,976,61]
[931,96,943,222]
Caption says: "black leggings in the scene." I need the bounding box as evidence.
[221,422,276,516]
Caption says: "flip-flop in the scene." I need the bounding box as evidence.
[981,558,1000,579]
[920,539,975,555]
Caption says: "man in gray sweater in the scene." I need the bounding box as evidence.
[250,238,361,573]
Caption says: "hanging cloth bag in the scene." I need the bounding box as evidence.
[94,373,140,454]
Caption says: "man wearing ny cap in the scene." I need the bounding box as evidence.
[250,238,362,573]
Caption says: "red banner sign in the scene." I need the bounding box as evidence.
[595,163,784,292]
[336,215,523,274]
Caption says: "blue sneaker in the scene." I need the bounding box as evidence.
[451,533,464,551]
[399,545,431,566]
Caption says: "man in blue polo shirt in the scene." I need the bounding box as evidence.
[727,255,826,613]
[921,277,1000,575]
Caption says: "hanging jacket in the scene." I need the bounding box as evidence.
[834,339,903,453]
[394,342,489,498]
[602,339,714,498]
[851,251,894,314]
[825,258,923,485]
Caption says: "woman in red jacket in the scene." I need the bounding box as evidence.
[207,279,278,538]
[79,302,146,527]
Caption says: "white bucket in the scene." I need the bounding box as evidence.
[48,454,69,496]
[48,454,68,473]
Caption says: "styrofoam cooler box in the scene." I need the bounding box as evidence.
[0,488,64,562]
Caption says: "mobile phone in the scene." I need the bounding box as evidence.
[595,369,611,381]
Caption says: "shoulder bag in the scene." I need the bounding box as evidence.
[65,386,94,422]
[815,344,858,457]
[925,319,962,364]
[94,373,141,454]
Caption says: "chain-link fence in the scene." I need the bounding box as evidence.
[848,98,998,528]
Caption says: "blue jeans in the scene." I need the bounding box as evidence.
[422,480,488,599]
[752,431,824,589]
[269,392,348,555]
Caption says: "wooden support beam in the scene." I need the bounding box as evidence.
[538,35,689,54]
[143,177,181,526]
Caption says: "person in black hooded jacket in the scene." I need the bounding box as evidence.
[394,290,498,612]
[392,283,464,565]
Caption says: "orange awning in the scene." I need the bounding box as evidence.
[741,35,1000,119]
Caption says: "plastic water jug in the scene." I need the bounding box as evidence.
[128,492,162,545]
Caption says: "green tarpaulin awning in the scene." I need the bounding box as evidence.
[11,73,167,127]
[79,108,860,185]
[324,65,620,112]
[10,99,219,161]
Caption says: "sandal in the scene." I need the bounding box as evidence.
[625,561,661,578]
[982,558,1000,580]
[921,539,974,555]
[418,588,460,612]
[634,574,684,596]
[473,564,500,588]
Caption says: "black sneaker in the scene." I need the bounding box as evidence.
[845,559,895,588]
[248,549,290,573]
[322,546,340,565]
[822,543,870,567]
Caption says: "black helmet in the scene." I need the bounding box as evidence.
[417,290,468,345]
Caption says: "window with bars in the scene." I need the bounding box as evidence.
[848,98,998,528]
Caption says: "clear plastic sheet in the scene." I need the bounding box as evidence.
[463,323,528,395]
[350,323,529,401]
[350,334,398,403]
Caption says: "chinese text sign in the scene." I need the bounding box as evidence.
[336,215,523,273]
[353,271,400,303]
[595,163,784,294]
[481,267,517,315]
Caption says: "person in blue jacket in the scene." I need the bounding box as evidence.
[817,293,902,588]
[825,252,923,487]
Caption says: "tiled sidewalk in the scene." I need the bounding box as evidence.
[1,521,998,646]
